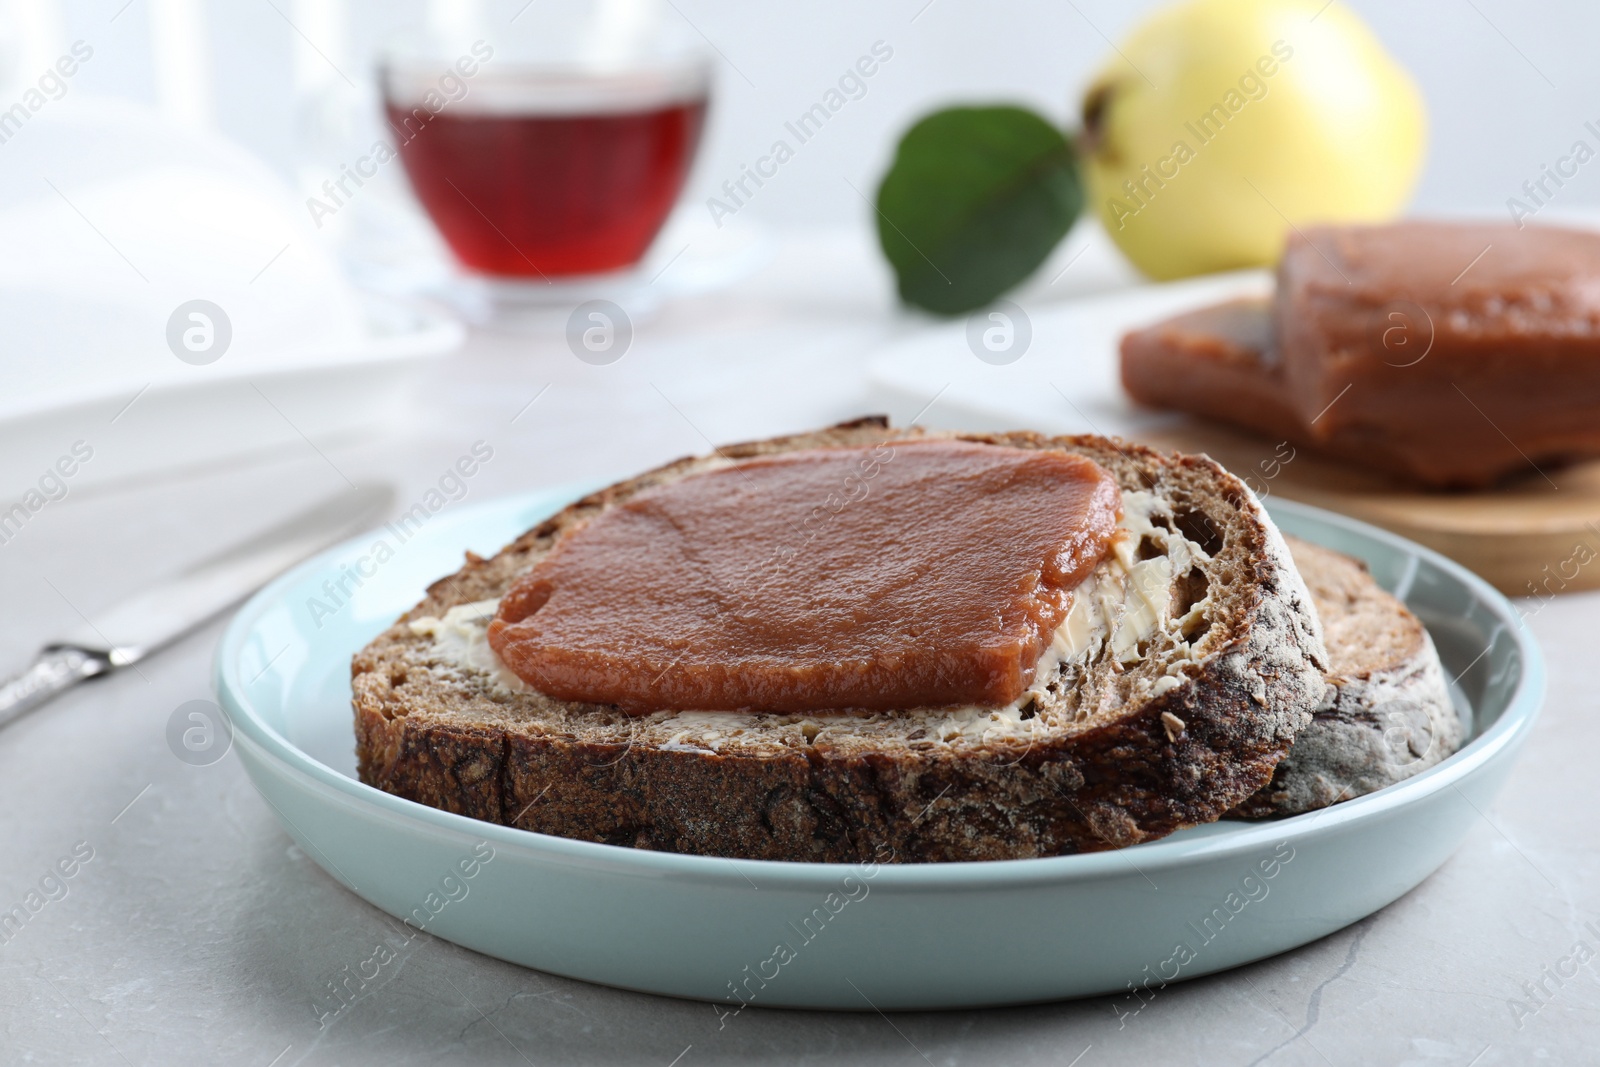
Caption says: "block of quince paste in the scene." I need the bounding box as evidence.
[1121,297,1477,485]
[1120,297,1305,445]
[1275,222,1600,488]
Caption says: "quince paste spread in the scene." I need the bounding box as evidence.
[487,440,1122,713]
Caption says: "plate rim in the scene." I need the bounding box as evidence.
[214,487,1546,891]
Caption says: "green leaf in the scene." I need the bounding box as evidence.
[874,106,1081,316]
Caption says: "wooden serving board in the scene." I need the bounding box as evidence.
[1141,420,1600,598]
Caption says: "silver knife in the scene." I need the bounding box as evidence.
[0,483,395,729]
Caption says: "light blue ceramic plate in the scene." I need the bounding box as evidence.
[214,488,1544,1011]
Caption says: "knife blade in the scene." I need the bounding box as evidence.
[0,483,394,729]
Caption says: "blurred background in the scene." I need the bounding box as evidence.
[2,0,1591,460]
[1,0,1592,227]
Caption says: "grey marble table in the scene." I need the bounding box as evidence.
[2,232,1595,1066]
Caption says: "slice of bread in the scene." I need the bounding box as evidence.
[1231,536,1462,818]
[352,418,1330,862]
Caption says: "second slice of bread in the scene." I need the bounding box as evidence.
[1231,536,1463,817]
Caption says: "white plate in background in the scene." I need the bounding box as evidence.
[0,295,462,501]
[865,270,1270,436]
[0,96,465,500]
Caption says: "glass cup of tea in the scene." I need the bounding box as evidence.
[378,3,710,296]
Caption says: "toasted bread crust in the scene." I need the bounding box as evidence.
[353,419,1329,861]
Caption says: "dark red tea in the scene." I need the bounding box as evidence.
[386,90,706,277]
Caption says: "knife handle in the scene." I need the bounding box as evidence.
[0,648,112,730]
